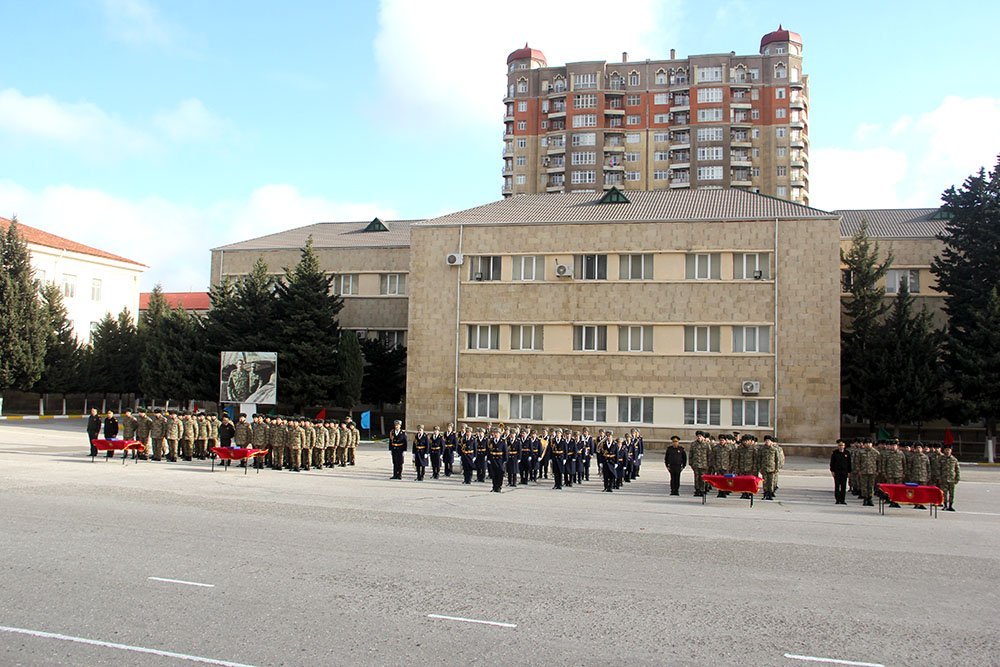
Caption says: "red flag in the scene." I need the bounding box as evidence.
[315,408,327,420]
[943,428,954,446]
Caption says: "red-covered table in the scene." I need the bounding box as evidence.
[210,447,268,474]
[91,439,145,464]
[877,483,944,517]
[701,474,763,506]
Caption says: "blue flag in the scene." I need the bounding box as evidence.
[360,411,371,429]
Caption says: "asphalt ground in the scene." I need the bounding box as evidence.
[0,420,997,667]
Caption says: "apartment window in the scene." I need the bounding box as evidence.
[752,167,760,177]
[571,132,596,146]
[624,152,640,162]
[516,138,527,148]
[654,151,670,161]
[573,325,608,351]
[628,71,640,86]
[517,79,528,93]
[733,325,771,353]
[626,114,641,125]
[517,101,527,112]
[696,66,723,83]
[653,114,670,123]
[626,94,641,106]
[775,108,787,119]
[696,127,723,142]
[333,274,358,295]
[752,128,760,139]
[467,393,499,419]
[512,255,543,281]
[654,93,669,105]
[468,324,500,350]
[89,321,99,343]
[517,120,527,130]
[62,274,76,299]
[697,108,723,122]
[733,399,770,427]
[749,68,760,81]
[570,170,596,184]
[653,169,670,180]
[733,252,770,279]
[511,324,544,350]
[776,128,787,139]
[697,166,723,180]
[777,166,788,177]
[571,151,596,165]
[513,155,526,167]
[91,278,102,301]
[684,398,721,425]
[619,253,653,280]
[574,254,607,280]
[625,171,641,181]
[776,186,788,197]
[653,132,670,143]
[574,93,597,108]
[626,133,641,144]
[775,64,787,79]
[886,269,921,294]
[379,273,406,295]
[619,396,654,424]
[751,109,760,120]
[697,146,723,161]
[655,70,668,84]
[776,146,787,158]
[510,394,544,420]
[469,255,501,281]
[376,330,406,348]
[684,325,721,353]
[574,73,597,89]
[697,88,723,103]
[751,88,760,100]
[515,175,526,185]
[572,114,597,128]
[573,395,607,422]
[618,325,653,352]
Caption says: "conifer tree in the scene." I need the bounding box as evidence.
[0,217,47,395]
[337,329,364,410]
[34,281,82,395]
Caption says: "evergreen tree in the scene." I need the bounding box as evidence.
[115,308,141,395]
[840,220,894,433]
[360,337,407,408]
[337,330,364,409]
[273,239,343,411]
[139,286,194,402]
[0,217,47,394]
[89,313,120,395]
[34,281,82,395]
[931,158,1000,442]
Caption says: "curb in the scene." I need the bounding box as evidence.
[0,415,86,421]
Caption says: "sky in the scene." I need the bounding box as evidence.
[2,0,999,291]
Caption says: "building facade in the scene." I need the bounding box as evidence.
[210,218,413,347]
[1,216,145,343]
[502,26,809,204]
[406,189,840,445]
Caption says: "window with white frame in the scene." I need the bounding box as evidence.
[775,146,787,158]
[572,114,597,128]
[625,133,641,144]
[775,88,786,99]
[697,108,723,122]
[732,399,770,427]
[516,138,527,148]
[653,169,670,180]
[653,132,670,143]
[574,254,607,280]
[517,100,527,112]
[751,109,760,120]
[62,274,76,299]
[333,273,358,295]
[626,94,641,106]
[467,393,499,419]
[654,151,670,161]
[654,93,669,105]
[776,186,788,197]
[626,114,641,125]
[574,73,597,89]
[618,396,654,424]
[685,253,719,280]
[510,394,544,420]
[655,71,667,85]
[515,175,526,185]
[91,278,102,301]
[570,170,596,184]
[89,321,99,343]
[625,171,641,181]
[776,127,787,138]
[628,71,640,86]
[697,166,723,180]
[684,398,720,425]
[653,113,670,123]
[574,93,597,108]
[775,108,787,119]
[684,325,721,352]
[573,395,607,422]
[696,66,723,82]
[619,253,653,280]
[618,325,653,352]
[511,324,544,351]
[733,325,771,353]
[777,166,788,177]
[468,324,500,350]
[733,252,770,280]
[571,132,596,146]
[774,63,787,79]
[751,88,760,100]
[749,68,760,81]
[571,151,596,165]
[517,79,528,93]
[379,273,406,295]
[697,146,723,161]
[885,269,921,294]
[696,127,723,142]
[624,152,640,162]
[512,255,543,281]
[378,330,406,348]
[697,87,723,103]
[517,120,527,130]
[469,255,501,281]
[516,155,527,166]
[573,325,608,351]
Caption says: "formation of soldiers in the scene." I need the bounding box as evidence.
[682,432,785,500]
[846,438,961,510]
[386,422,646,493]
[111,408,360,472]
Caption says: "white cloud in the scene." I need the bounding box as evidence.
[101,0,175,48]
[373,0,682,130]
[809,147,909,210]
[0,181,397,291]
[153,98,232,142]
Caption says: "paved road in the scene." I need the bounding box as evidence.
[1,420,997,666]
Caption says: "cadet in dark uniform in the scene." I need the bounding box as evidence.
[580,429,593,482]
[528,430,542,482]
[563,432,576,488]
[86,408,102,457]
[102,410,119,459]
[474,429,488,482]
[505,428,520,487]
[459,427,475,484]
[412,425,429,481]
[830,438,851,505]
[388,420,407,480]
[600,437,618,492]
[549,430,565,489]
[487,428,507,493]
[429,426,444,479]
[631,429,644,478]
[664,435,687,495]
[518,430,534,485]
[443,423,457,477]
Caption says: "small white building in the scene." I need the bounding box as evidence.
[1,216,146,343]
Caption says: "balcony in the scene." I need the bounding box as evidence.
[791,158,806,169]
[731,134,751,147]
[546,184,565,192]
[603,161,625,171]
[548,108,566,119]
[502,165,513,176]
[789,79,804,89]
[670,79,690,90]
[731,155,751,167]
[672,115,690,127]
[503,112,515,121]
[546,164,566,173]
[790,98,806,111]
[791,139,806,149]
[790,120,806,130]
[731,114,752,126]
[732,178,752,187]
[547,144,566,155]
[731,101,752,110]
[604,108,625,116]
[670,177,691,188]
[604,144,625,153]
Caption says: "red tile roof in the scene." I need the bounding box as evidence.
[139,291,211,311]
[760,25,802,50]
[0,216,146,267]
[507,43,546,65]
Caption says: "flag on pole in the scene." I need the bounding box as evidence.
[877,426,892,441]
[315,407,327,420]
[943,428,954,446]
[360,411,371,429]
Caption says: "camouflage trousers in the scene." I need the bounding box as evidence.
[180,439,193,459]
[692,467,707,494]
[312,447,324,468]
[941,482,956,507]
[272,446,284,469]
[761,471,776,494]
[336,446,347,465]
[289,447,301,469]
[859,474,875,499]
[150,438,165,459]
[347,446,356,465]
[167,439,178,459]
[325,447,335,466]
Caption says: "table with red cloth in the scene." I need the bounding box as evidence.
[701,474,763,506]
[210,446,268,474]
[877,483,945,517]
[90,439,145,464]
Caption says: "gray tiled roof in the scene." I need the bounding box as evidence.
[836,209,947,239]
[213,219,416,252]
[421,190,836,227]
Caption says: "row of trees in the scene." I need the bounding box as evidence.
[842,157,1000,443]
[0,223,406,415]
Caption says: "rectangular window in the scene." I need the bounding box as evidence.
[776,186,788,197]
[777,166,788,176]
[572,395,607,422]
[733,325,771,353]
[653,93,669,105]
[626,94,641,106]
[510,394,544,420]
[516,138,527,148]
[654,151,670,161]
[379,273,406,295]
[571,151,596,165]
[517,101,527,112]
[618,396,654,424]
[775,87,787,99]
[574,73,597,89]
[512,255,542,281]
[377,330,406,348]
[573,325,608,351]
[619,253,653,280]
[684,398,721,425]
[467,393,499,419]
[514,175,526,185]
[333,274,358,295]
[776,127,787,138]
[697,108,723,122]
[685,253,720,280]
[62,274,76,299]
[574,93,597,108]
[684,325,721,353]
[696,127,724,142]
[653,113,670,123]
[733,252,770,279]
[696,146,724,161]
[732,399,770,427]
[775,108,787,119]
[469,255,501,281]
[653,132,670,143]
[696,66,723,83]
[626,132,641,144]
[510,324,544,351]
[91,278,102,301]
[516,155,527,166]
[516,120,527,130]
[751,109,760,120]
[572,114,598,128]
[574,254,607,280]
[653,169,670,180]
[625,171,641,181]
[570,170,596,184]
[885,269,921,294]
[626,114,641,125]
[697,166,723,180]
[776,146,787,157]
[624,152,640,162]
[571,132,596,146]
[467,324,500,350]
[618,325,653,352]
[696,87,723,103]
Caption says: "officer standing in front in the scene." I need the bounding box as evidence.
[664,435,687,496]
[388,420,407,480]
[830,438,851,504]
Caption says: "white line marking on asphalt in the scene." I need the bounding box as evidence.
[784,653,884,667]
[148,576,215,588]
[427,614,516,629]
[0,625,255,667]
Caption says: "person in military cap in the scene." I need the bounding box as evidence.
[120,408,138,458]
[443,423,457,477]
[134,407,152,460]
[688,431,712,497]
[412,425,429,481]
[855,437,879,506]
[757,436,780,500]
[486,426,507,493]
[149,408,167,461]
[164,410,181,462]
[830,439,851,504]
[429,426,444,479]
[473,428,488,482]
[600,436,618,492]
[459,425,475,484]
[664,435,687,496]
[251,415,269,469]
[882,441,907,507]
[549,429,565,490]
[179,411,196,461]
[937,444,960,511]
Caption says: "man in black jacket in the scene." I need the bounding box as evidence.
[102,410,120,460]
[664,435,687,496]
[830,438,852,505]
[86,408,102,456]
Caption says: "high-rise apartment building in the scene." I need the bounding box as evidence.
[502,26,809,204]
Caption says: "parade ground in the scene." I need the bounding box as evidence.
[1,420,997,666]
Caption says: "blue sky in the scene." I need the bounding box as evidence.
[2,0,998,290]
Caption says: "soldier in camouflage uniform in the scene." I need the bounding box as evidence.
[733,434,759,499]
[848,440,861,496]
[856,439,879,506]
[757,436,780,500]
[251,414,268,469]
[135,408,152,460]
[312,419,327,469]
[149,409,167,461]
[180,412,196,461]
[336,422,348,466]
[936,445,960,511]
[710,433,734,498]
[268,417,284,470]
[773,438,785,494]
[324,421,338,467]
[194,413,209,460]
[120,408,138,459]
[303,419,316,471]
[233,413,253,468]
[347,422,359,465]
[688,431,712,497]
[882,442,907,507]
[165,410,181,462]
[207,413,220,455]
[290,418,304,471]
[927,445,942,488]
[907,445,931,509]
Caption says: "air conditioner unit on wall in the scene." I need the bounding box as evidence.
[555,263,573,278]
[446,253,464,266]
[741,380,761,395]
